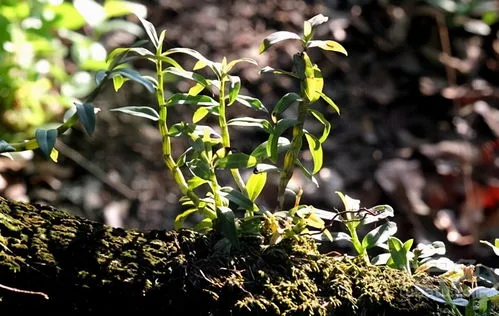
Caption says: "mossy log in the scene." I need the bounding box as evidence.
[0,196,455,314]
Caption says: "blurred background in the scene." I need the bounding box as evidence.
[0,0,498,265]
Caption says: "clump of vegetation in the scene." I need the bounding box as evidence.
[0,11,497,315]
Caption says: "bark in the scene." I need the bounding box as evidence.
[0,196,453,314]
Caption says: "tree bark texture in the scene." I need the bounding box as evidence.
[0,196,455,314]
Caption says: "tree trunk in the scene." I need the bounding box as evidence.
[0,196,451,314]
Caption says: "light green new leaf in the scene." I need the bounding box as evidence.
[110,106,159,121]
[271,93,302,122]
[137,16,159,48]
[35,129,58,158]
[246,172,267,201]
[303,21,313,41]
[317,91,340,114]
[236,95,268,112]
[189,82,206,96]
[301,53,323,103]
[260,31,301,53]
[308,109,331,143]
[308,40,348,56]
[174,208,198,230]
[216,153,257,169]
[304,131,323,174]
[361,221,397,249]
[192,105,219,123]
[112,74,127,91]
[227,76,241,105]
[75,103,96,135]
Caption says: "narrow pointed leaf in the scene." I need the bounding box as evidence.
[0,140,15,153]
[260,31,301,53]
[164,67,209,87]
[75,103,96,135]
[250,137,290,161]
[225,58,258,73]
[303,20,313,41]
[228,117,271,131]
[254,163,279,173]
[267,119,298,160]
[236,95,268,112]
[193,60,207,71]
[35,129,58,158]
[110,106,159,121]
[301,53,323,103]
[192,105,219,123]
[227,75,241,105]
[186,157,213,180]
[304,131,323,174]
[110,68,155,93]
[271,92,302,122]
[317,91,340,114]
[95,70,107,85]
[246,172,267,201]
[175,208,198,230]
[167,93,218,107]
[189,82,206,96]
[308,40,348,56]
[157,29,167,53]
[112,74,127,91]
[220,187,255,211]
[216,153,257,169]
[137,16,159,48]
[260,66,298,78]
[215,206,239,248]
[307,14,329,28]
[308,109,331,143]
[295,159,319,187]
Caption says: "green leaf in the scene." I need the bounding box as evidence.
[235,95,268,112]
[75,103,96,135]
[227,76,241,106]
[167,93,218,107]
[480,239,499,256]
[260,31,302,53]
[164,48,219,77]
[317,91,340,114]
[188,82,206,96]
[186,157,213,180]
[360,204,394,225]
[110,106,159,121]
[362,221,398,249]
[110,68,155,93]
[304,131,323,174]
[49,2,85,30]
[0,140,15,153]
[216,153,257,169]
[104,1,147,19]
[225,58,258,73]
[174,208,198,229]
[95,70,107,85]
[35,129,58,158]
[164,67,210,88]
[187,176,208,189]
[214,206,240,248]
[192,106,219,123]
[220,187,255,211]
[112,74,127,91]
[301,52,323,103]
[388,237,410,272]
[308,109,331,143]
[251,138,290,161]
[137,15,159,48]
[260,66,298,78]
[271,93,302,122]
[228,117,272,132]
[267,119,298,161]
[303,20,313,41]
[308,40,348,56]
[246,172,267,201]
[295,159,319,187]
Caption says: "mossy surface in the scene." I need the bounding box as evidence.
[0,197,484,314]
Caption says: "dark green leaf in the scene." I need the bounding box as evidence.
[251,138,290,161]
[186,157,213,180]
[95,70,107,85]
[214,206,240,248]
[75,103,96,135]
[267,119,298,160]
[260,31,301,53]
[246,172,267,201]
[309,109,331,143]
[271,93,302,122]
[35,129,58,158]
[110,68,155,93]
[0,140,15,153]
[137,16,159,48]
[220,187,255,211]
[110,106,159,121]
[227,75,241,106]
[164,67,209,87]
[236,95,268,112]
[167,93,218,107]
[304,131,323,174]
[216,153,257,169]
[362,221,397,249]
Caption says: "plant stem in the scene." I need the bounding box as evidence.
[156,56,200,206]
[348,225,370,264]
[218,76,248,196]
[277,100,307,210]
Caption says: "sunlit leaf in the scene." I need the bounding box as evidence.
[301,52,323,103]
[307,14,329,28]
[303,20,313,41]
[227,75,241,106]
[110,68,155,93]
[260,31,301,53]
[308,109,331,143]
[254,163,279,173]
[251,138,290,161]
[236,95,268,112]
[167,93,218,107]
[317,91,340,114]
[271,92,302,122]
[75,103,96,135]
[137,15,159,48]
[225,58,258,73]
[246,172,267,201]
[192,105,219,123]
[228,117,271,131]
[49,148,59,163]
[304,131,323,174]
[260,66,298,78]
[175,208,198,230]
[362,221,397,249]
[480,239,499,256]
[220,187,255,211]
[35,129,58,158]
[110,106,159,121]
[112,74,127,91]
[308,40,348,56]
[104,1,147,19]
[216,153,257,169]
[164,67,209,87]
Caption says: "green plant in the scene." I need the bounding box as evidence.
[0,0,145,142]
